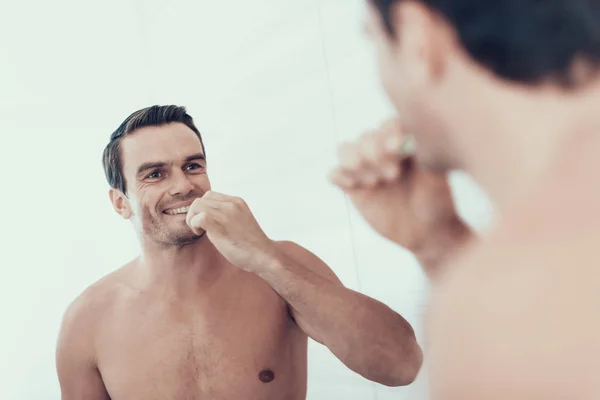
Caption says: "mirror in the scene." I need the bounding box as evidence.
[0,1,493,399]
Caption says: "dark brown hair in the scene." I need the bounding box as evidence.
[102,105,205,195]
[370,0,600,87]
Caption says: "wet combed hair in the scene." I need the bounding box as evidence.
[370,0,600,87]
[102,105,206,195]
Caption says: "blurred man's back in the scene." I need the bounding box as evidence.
[359,0,600,398]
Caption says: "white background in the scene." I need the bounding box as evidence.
[0,0,493,399]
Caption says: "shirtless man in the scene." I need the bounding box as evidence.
[55,105,422,400]
[331,0,600,398]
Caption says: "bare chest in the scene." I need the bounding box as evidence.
[97,284,307,400]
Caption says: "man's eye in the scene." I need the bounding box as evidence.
[147,171,162,179]
[186,163,204,171]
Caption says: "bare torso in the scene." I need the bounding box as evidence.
[91,264,308,400]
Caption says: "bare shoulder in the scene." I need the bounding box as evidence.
[58,260,137,349]
[274,240,342,284]
[66,261,135,313]
[56,264,136,399]
[430,218,600,399]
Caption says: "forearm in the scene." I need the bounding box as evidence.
[255,250,422,386]
[412,217,475,280]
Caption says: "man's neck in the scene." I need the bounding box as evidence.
[137,235,229,299]
[460,79,600,216]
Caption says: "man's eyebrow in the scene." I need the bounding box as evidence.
[136,161,166,177]
[184,153,206,162]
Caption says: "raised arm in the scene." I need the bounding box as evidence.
[56,295,111,400]
[258,241,423,387]
[329,118,476,280]
[185,190,423,386]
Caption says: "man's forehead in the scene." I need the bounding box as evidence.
[121,124,204,170]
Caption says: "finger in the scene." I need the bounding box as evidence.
[376,122,416,181]
[360,131,402,182]
[379,161,402,182]
[330,165,383,189]
[337,141,364,171]
[329,168,358,190]
[337,139,382,185]
[383,129,406,157]
[378,118,418,159]
[202,190,233,202]
[189,212,211,232]
[398,135,416,156]
[202,191,247,210]
[361,131,387,166]
[188,208,226,232]
[186,198,222,227]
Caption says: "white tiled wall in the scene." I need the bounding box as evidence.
[0,1,493,399]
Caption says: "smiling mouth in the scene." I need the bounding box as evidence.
[163,206,191,215]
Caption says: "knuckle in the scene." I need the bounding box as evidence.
[232,196,245,206]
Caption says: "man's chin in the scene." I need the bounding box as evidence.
[166,217,204,236]
[158,226,204,246]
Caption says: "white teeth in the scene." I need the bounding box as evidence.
[165,206,190,215]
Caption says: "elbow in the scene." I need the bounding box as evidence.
[375,341,424,387]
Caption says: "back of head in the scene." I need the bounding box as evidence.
[371,0,600,87]
[102,105,205,195]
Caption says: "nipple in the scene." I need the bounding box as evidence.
[258,369,275,383]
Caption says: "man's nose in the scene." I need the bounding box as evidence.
[168,169,195,197]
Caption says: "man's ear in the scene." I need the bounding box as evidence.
[109,188,132,219]
[395,0,451,82]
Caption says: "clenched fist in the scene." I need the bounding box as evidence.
[330,118,471,267]
[185,191,277,271]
